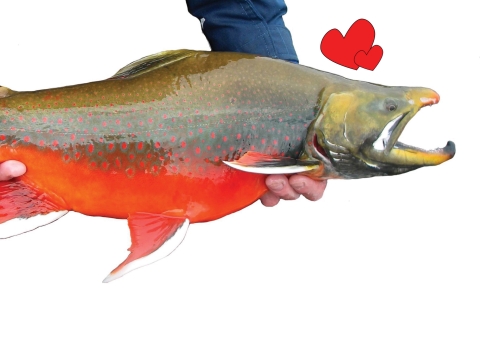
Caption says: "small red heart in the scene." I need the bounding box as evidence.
[354,46,383,70]
[320,19,382,70]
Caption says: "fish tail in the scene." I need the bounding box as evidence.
[0,179,68,239]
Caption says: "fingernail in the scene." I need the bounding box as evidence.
[269,180,284,191]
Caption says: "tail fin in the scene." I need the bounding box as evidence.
[0,179,68,239]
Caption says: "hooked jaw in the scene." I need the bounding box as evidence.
[367,88,455,169]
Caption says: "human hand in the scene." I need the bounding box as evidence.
[0,160,26,181]
[260,174,327,207]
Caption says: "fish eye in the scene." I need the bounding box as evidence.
[385,99,397,112]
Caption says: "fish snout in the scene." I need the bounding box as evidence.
[408,88,440,108]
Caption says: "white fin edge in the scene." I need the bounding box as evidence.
[223,161,318,174]
[0,211,68,239]
[102,218,190,283]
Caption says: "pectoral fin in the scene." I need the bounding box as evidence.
[223,151,319,174]
[103,212,189,283]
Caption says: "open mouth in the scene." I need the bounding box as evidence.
[372,112,409,152]
[370,96,455,167]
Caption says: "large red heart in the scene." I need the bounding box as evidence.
[320,19,381,70]
[354,45,383,70]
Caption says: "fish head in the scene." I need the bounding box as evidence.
[306,84,455,179]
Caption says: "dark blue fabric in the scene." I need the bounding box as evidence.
[186,0,298,63]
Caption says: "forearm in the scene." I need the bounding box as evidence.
[186,0,298,63]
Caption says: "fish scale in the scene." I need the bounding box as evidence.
[1,53,316,179]
[0,49,454,282]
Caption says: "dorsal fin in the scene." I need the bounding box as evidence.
[0,86,17,98]
[109,49,197,80]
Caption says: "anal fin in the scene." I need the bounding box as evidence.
[223,151,319,174]
[103,212,190,283]
[0,179,68,239]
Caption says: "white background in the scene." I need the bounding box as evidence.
[1,1,478,349]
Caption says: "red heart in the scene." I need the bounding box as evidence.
[320,19,379,70]
[354,45,383,70]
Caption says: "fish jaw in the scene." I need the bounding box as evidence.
[309,86,455,179]
[360,88,455,172]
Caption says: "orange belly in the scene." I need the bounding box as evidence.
[7,146,268,223]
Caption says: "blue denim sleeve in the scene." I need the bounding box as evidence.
[186,0,298,63]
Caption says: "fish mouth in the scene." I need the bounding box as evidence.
[366,93,455,169]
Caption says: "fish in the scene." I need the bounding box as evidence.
[0,49,455,282]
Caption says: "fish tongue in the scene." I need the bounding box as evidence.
[102,212,189,283]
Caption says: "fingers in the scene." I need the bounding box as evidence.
[265,174,300,200]
[260,174,328,207]
[259,191,281,207]
[260,174,298,207]
[0,160,27,181]
[289,175,327,201]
